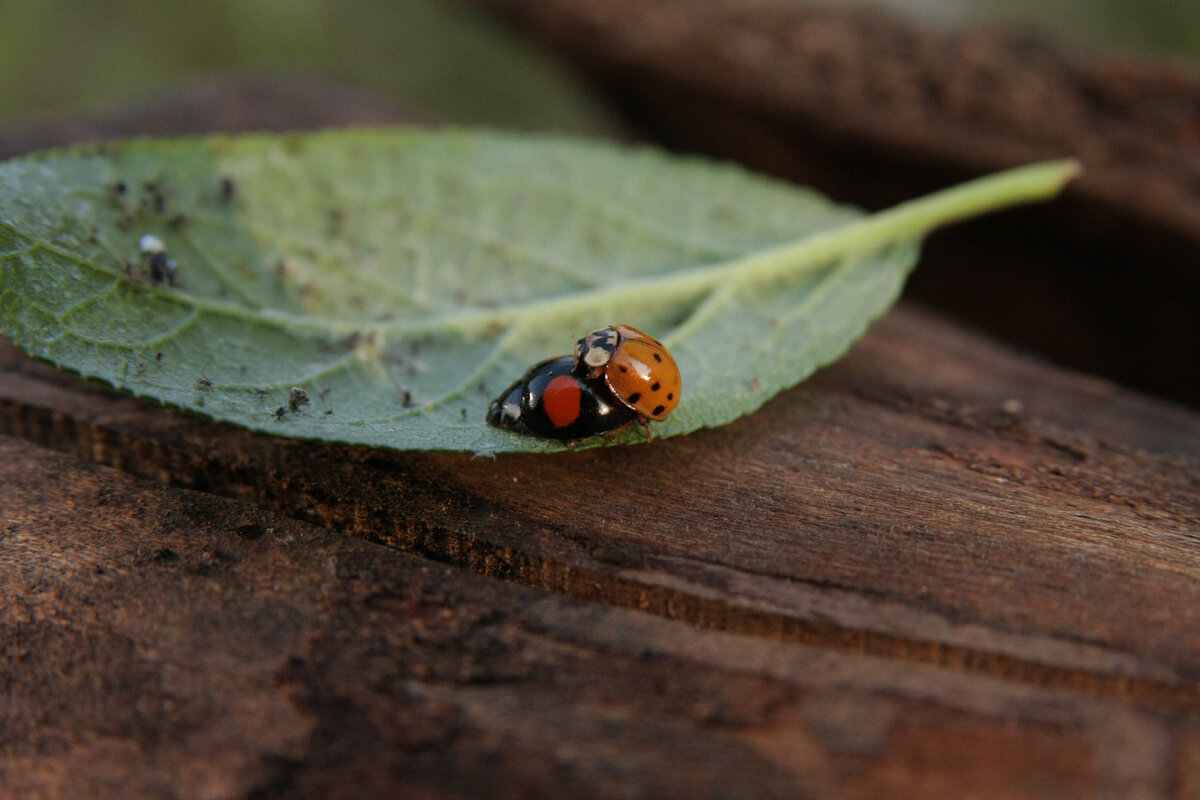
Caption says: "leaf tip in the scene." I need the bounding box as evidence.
[1052,158,1085,186]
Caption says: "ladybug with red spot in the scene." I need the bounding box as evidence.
[486,355,637,446]
[574,324,681,438]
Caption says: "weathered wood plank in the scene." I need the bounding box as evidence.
[3,302,1198,720]
[1,434,1191,799]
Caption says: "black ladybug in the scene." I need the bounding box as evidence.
[486,355,636,446]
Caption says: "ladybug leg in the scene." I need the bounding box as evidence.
[640,417,653,442]
[600,417,639,444]
[564,439,576,452]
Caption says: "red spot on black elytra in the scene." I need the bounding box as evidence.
[543,374,582,429]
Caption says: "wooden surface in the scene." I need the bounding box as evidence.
[3,13,1200,798]
[3,303,1199,798]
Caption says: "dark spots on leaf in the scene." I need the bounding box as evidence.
[401,390,414,408]
[155,352,163,361]
[141,238,179,287]
[147,250,173,284]
[167,212,189,228]
[328,206,346,237]
[196,377,213,390]
[288,386,310,413]
[108,181,135,226]
[627,392,641,404]
[274,406,288,420]
[141,179,167,215]
[219,176,236,205]
[319,387,332,400]
[324,409,334,416]
[652,404,666,416]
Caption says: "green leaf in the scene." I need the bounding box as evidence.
[0,128,1077,454]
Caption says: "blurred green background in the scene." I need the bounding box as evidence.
[0,0,1196,133]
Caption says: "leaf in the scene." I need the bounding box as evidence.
[0,128,1077,454]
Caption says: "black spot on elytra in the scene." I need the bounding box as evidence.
[651,382,660,392]
[653,353,662,362]
[627,392,641,404]
[667,393,674,401]
[619,365,628,373]
[652,404,666,416]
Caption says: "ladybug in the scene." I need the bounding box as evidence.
[487,355,637,447]
[574,324,681,437]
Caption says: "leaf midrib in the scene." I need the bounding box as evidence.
[7,160,1080,351]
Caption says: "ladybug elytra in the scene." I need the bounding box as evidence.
[486,356,637,445]
[575,324,681,428]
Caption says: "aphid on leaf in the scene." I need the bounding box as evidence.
[139,234,178,286]
[288,386,310,413]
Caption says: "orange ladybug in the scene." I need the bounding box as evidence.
[574,324,681,438]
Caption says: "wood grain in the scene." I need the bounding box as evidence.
[1,426,1194,800]
[3,298,1199,798]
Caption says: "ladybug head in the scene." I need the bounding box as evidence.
[487,381,524,429]
[574,326,620,377]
